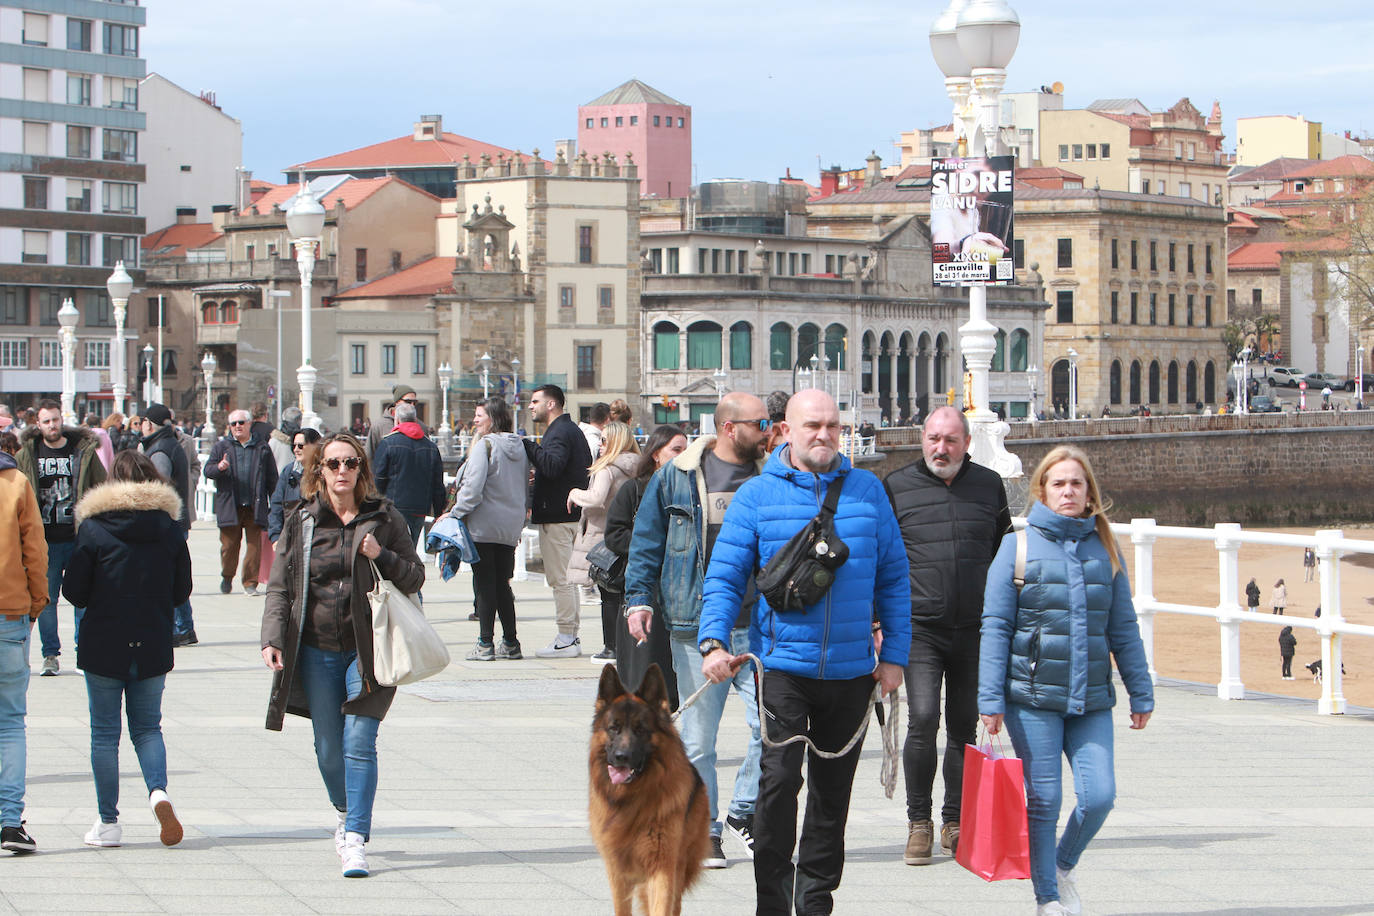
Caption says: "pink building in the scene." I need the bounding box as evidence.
[578,79,691,199]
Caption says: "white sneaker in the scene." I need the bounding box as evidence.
[83,819,121,847]
[334,811,347,857]
[535,635,581,658]
[149,789,183,846]
[340,831,368,877]
[1055,865,1081,915]
[1036,902,1070,916]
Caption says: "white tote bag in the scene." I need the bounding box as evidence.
[368,559,450,686]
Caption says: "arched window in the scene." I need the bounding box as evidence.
[653,321,679,370]
[729,321,751,370]
[797,323,820,363]
[992,329,1006,372]
[1110,360,1122,405]
[824,323,846,370]
[1204,361,1217,403]
[1167,360,1179,404]
[934,333,949,392]
[1009,329,1029,372]
[686,321,722,370]
[1051,360,1073,411]
[861,332,876,393]
[201,300,218,325]
[221,299,238,324]
[1185,360,1198,404]
[1129,361,1142,404]
[769,322,792,370]
[1148,360,1161,403]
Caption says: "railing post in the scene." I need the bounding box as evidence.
[1315,529,1346,715]
[1130,517,1158,684]
[1214,523,1245,700]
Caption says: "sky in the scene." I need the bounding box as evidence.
[145,0,1374,188]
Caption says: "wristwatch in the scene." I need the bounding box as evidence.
[698,638,727,657]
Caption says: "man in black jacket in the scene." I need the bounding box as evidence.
[373,401,446,548]
[884,406,1011,866]
[523,384,591,658]
[203,409,278,597]
[140,404,197,646]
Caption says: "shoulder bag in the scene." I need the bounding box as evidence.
[757,473,849,612]
[368,558,450,686]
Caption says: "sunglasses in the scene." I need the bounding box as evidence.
[400,398,418,405]
[292,441,306,450]
[322,456,362,471]
[229,420,248,426]
[729,418,772,431]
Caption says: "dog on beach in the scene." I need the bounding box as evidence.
[590,663,709,916]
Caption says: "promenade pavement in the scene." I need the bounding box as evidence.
[7,522,1374,915]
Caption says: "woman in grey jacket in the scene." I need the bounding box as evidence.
[979,445,1154,916]
[449,398,531,660]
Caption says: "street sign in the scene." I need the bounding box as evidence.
[1299,381,1307,390]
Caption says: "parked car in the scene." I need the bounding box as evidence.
[1345,374,1374,391]
[1249,395,1283,413]
[1266,366,1306,388]
[1302,372,1345,390]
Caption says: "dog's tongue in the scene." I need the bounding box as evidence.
[608,765,634,785]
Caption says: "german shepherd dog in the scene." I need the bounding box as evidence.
[590,663,709,916]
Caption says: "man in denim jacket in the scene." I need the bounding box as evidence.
[624,391,770,868]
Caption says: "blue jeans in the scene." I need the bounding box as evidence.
[297,646,380,840]
[1004,704,1116,905]
[668,629,761,836]
[37,539,84,658]
[173,530,194,637]
[85,665,168,823]
[0,618,31,827]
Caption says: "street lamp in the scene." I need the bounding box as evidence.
[436,361,454,458]
[712,366,728,399]
[510,356,522,430]
[201,350,217,432]
[285,178,326,430]
[1026,364,1039,421]
[106,261,133,416]
[1238,346,1252,414]
[932,0,1023,478]
[1066,348,1079,420]
[1357,344,1366,408]
[479,351,492,398]
[142,344,155,409]
[268,289,292,423]
[58,297,79,424]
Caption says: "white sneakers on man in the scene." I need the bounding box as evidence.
[340,831,369,877]
[83,819,121,847]
[535,635,581,658]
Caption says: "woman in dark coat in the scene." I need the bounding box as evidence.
[1279,626,1297,679]
[63,451,193,849]
[1245,577,1261,612]
[268,427,321,543]
[261,433,425,879]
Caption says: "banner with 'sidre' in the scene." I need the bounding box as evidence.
[930,156,1015,287]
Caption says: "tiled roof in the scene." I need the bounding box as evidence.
[1087,98,1147,113]
[332,257,457,300]
[583,79,685,107]
[1019,166,1085,180]
[1229,157,1317,183]
[1228,242,1287,270]
[241,176,435,218]
[1094,111,1151,130]
[141,222,224,257]
[1298,155,1374,179]
[1230,205,1288,221]
[1228,212,1258,230]
[287,132,514,172]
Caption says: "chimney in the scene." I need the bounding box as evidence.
[210,204,232,232]
[415,114,442,140]
[175,207,197,225]
[819,166,842,198]
[865,151,882,188]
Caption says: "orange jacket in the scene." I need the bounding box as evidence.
[0,460,48,616]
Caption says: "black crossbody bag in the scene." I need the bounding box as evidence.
[757,473,849,612]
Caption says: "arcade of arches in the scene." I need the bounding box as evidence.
[1050,356,1220,411]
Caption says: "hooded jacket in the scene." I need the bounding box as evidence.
[524,413,591,524]
[0,451,47,616]
[62,481,192,681]
[566,452,639,586]
[268,461,305,543]
[697,446,912,680]
[978,502,1154,717]
[448,432,531,546]
[1279,626,1296,657]
[17,424,107,524]
[373,422,446,518]
[203,433,278,529]
[141,423,191,531]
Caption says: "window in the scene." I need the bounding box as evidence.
[1110,291,1119,324]
[1056,290,1073,323]
[1072,144,1083,160]
[1058,144,1069,161]
[653,115,661,127]
[66,125,91,159]
[992,330,1006,372]
[1130,291,1139,324]
[23,68,48,102]
[666,247,679,273]
[1,289,29,325]
[22,231,48,264]
[598,286,613,310]
[600,118,607,127]
[350,343,366,375]
[1167,293,1176,325]
[1205,243,1213,274]
[411,344,426,376]
[576,344,598,390]
[1186,294,1195,326]
[711,249,721,273]
[1141,179,1150,194]
[39,339,62,369]
[697,248,708,273]
[585,118,593,129]
[1010,329,1029,372]
[103,129,137,162]
[102,181,137,215]
[381,344,397,375]
[653,322,679,370]
[355,248,367,282]
[219,300,238,324]
[146,298,170,328]
[1056,238,1072,268]
[1175,141,1184,161]
[162,349,177,377]
[1187,142,1196,161]
[1012,238,1024,269]
[615,116,623,127]
[677,117,684,127]
[686,321,722,370]
[1204,295,1213,327]
[788,252,798,275]
[102,23,138,57]
[23,177,48,210]
[1168,243,1176,272]
[67,73,91,106]
[0,340,27,368]
[390,250,400,272]
[730,321,752,370]
[79,289,110,327]
[1149,293,1157,325]
[1149,361,1161,402]
[630,116,638,126]
[1187,244,1195,274]
[102,235,137,267]
[22,12,48,46]
[578,224,595,264]
[67,18,91,51]
[1130,240,1138,270]
[105,77,138,110]
[1110,239,1118,269]
[800,253,811,274]
[723,250,733,274]
[1167,361,1179,404]
[1129,362,1142,404]
[85,340,110,369]
[201,301,218,325]
[1110,361,1122,405]
[769,322,792,370]
[1149,241,1157,272]
[1086,144,1097,160]
[66,232,90,266]
[23,121,47,156]
[558,285,574,309]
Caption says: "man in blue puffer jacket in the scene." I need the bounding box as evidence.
[698,389,911,916]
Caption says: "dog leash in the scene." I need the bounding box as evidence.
[672,653,902,799]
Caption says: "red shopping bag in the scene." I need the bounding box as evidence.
[955,741,1030,881]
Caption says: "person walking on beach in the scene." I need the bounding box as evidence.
[1245,577,1261,613]
[1270,579,1287,616]
[1279,626,1296,680]
[1303,548,1316,583]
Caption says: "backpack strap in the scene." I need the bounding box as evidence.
[819,472,847,518]
[1013,527,1027,591]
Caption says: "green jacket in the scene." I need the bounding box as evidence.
[17,425,107,523]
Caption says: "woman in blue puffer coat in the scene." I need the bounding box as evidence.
[978,445,1154,916]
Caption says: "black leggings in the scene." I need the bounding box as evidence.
[599,587,619,651]
[1282,655,1293,678]
[472,542,517,644]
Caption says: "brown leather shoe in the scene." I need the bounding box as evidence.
[904,819,933,865]
[941,820,960,857]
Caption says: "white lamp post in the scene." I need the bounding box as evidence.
[510,356,522,430]
[479,351,491,398]
[142,343,155,409]
[285,179,326,430]
[932,0,1023,478]
[201,351,217,432]
[268,289,292,423]
[437,361,454,457]
[1239,346,1252,414]
[1066,347,1079,419]
[713,366,728,399]
[58,296,79,424]
[106,261,133,416]
[1026,364,1038,421]
[1357,344,1366,408]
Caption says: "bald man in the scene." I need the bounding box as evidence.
[624,391,771,868]
[698,388,911,915]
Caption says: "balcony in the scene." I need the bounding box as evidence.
[197,323,240,345]
[145,257,338,285]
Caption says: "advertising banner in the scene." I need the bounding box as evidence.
[930,156,1015,286]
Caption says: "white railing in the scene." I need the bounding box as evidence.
[1013,516,1374,715]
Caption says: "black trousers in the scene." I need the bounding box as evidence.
[1281,654,1293,678]
[599,587,619,651]
[902,624,979,823]
[754,670,873,916]
[614,608,679,710]
[472,542,517,644]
